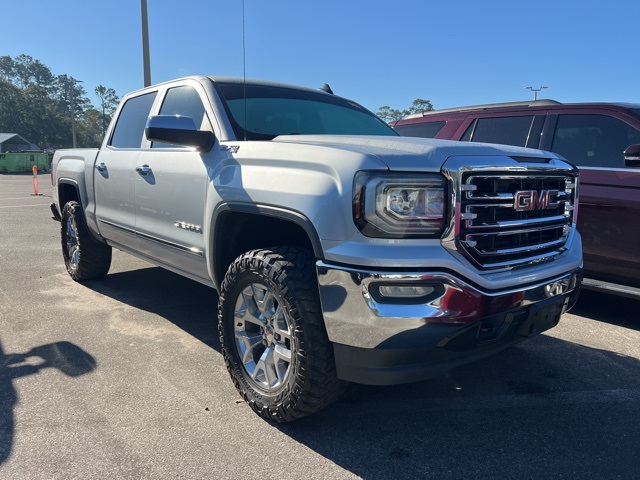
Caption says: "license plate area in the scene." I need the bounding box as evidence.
[517,295,568,337]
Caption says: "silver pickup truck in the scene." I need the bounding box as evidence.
[51,76,583,422]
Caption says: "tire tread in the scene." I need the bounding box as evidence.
[218,247,346,422]
[61,201,112,281]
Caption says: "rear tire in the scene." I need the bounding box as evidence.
[61,201,112,281]
[218,247,346,422]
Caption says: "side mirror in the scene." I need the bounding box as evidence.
[624,144,640,167]
[145,115,215,152]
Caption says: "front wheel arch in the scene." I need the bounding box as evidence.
[211,205,323,289]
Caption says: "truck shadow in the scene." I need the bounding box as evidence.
[77,266,640,476]
[572,289,640,331]
[275,335,640,478]
[84,267,221,351]
[0,339,96,465]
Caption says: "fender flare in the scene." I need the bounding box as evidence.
[57,178,106,244]
[210,202,324,288]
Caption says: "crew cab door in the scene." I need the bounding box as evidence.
[133,82,213,282]
[543,110,640,285]
[94,91,158,247]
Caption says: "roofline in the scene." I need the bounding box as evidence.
[0,133,35,144]
[0,133,20,140]
[121,75,336,98]
[402,99,640,121]
[403,100,563,119]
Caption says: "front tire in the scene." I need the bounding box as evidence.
[218,247,346,422]
[61,201,112,281]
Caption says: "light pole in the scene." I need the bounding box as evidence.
[70,78,83,148]
[526,86,548,101]
[141,0,151,87]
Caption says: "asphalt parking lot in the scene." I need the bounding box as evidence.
[1,172,639,479]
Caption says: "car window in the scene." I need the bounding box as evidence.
[215,82,396,140]
[109,92,157,148]
[466,116,534,147]
[152,85,211,148]
[552,114,640,168]
[460,120,475,142]
[394,121,446,138]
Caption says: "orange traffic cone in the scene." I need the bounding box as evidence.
[31,165,42,196]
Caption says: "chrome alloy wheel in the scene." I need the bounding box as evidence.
[233,282,293,391]
[65,216,80,271]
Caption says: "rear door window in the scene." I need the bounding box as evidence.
[466,116,534,147]
[552,114,640,168]
[109,92,157,148]
[394,121,445,138]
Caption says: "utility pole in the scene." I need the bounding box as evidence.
[70,79,83,148]
[141,0,151,87]
[525,86,548,101]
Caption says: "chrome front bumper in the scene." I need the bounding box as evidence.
[317,262,582,349]
[316,262,582,384]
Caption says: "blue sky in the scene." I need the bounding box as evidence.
[3,0,639,112]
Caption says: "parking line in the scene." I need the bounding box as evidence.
[0,204,50,209]
[0,197,51,200]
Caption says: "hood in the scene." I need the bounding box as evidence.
[274,135,558,171]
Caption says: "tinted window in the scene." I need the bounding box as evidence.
[215,82,396,140]
[469,116,534,147]
[460,120,476,142]
[152,85,209,148]
[394,121,445,138]
[109,92,157,148]
[552,114,640,168]
[160,86,206,125]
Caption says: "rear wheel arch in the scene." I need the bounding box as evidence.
[58,180,81,209]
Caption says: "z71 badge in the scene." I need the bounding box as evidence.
[220,145,240,154]
[174,221,202,233]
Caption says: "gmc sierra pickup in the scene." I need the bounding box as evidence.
[51,76,583,422]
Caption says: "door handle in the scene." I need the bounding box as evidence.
[95,163,107,172]
[136,165,152,175]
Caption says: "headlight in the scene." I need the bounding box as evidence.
[353,171,447,238]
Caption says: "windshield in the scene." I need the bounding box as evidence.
[214,82,397,140]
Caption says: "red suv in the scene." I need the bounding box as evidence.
[391,101,640,298]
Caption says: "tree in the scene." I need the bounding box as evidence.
[375,98,435,123]
[0,54,119,149]
[375,106,404,123]
[55,74,90,116]
[407,98,434,115]
[94,85,120,136]
[0,79,26,135]
[77,107,105,148]
[0,56,15,83]
[54,74,92,147]
[13,54,37,88]
[30,60,55,90]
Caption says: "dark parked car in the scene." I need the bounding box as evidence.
[391,100,640,298]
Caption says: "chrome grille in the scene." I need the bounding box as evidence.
[458,173,577,268]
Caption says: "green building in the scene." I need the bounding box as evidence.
[0,133,49,172]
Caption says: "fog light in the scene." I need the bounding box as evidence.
[378,285,435,298]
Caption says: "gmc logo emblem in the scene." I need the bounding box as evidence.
[514,189,559,212]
